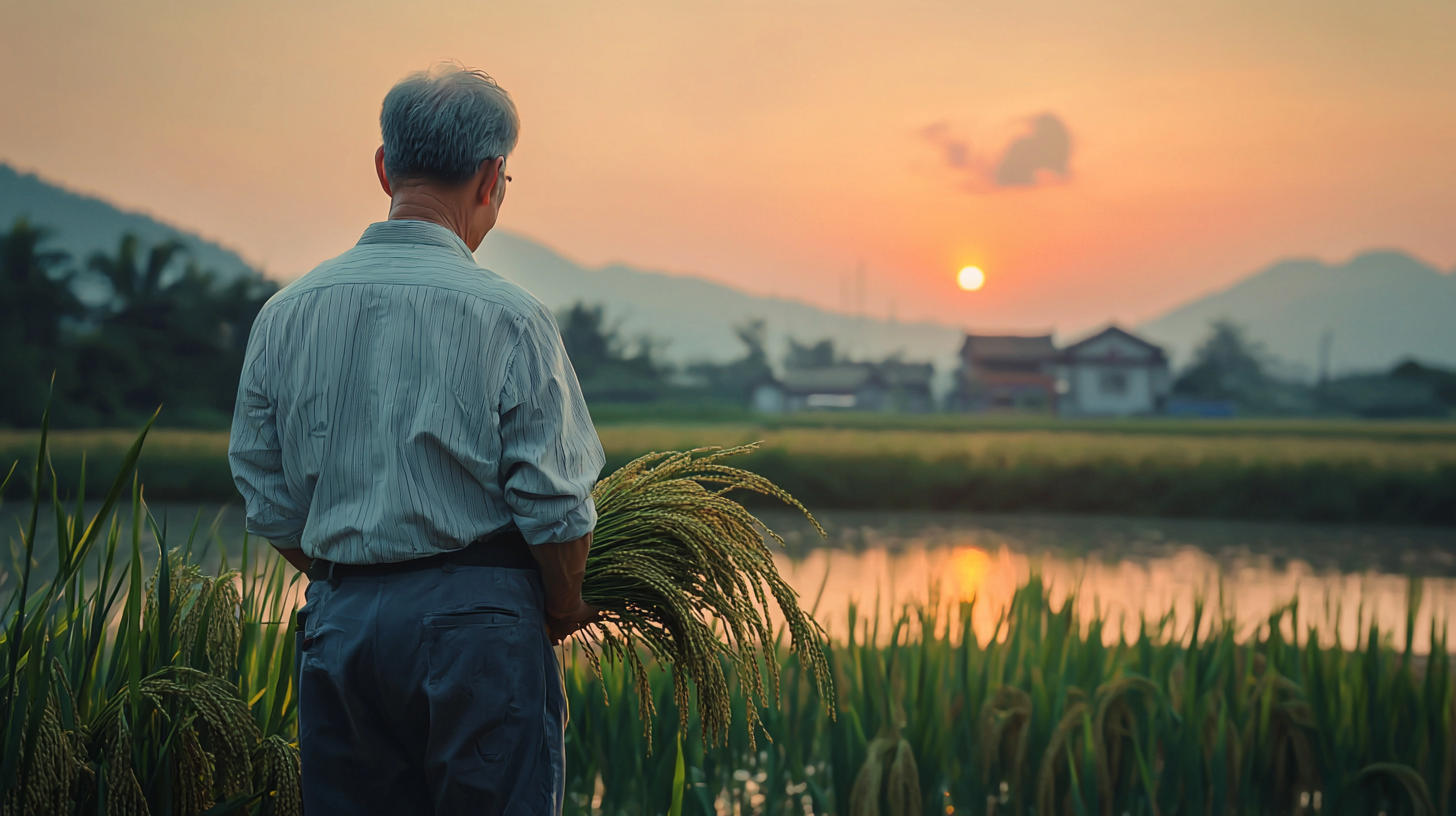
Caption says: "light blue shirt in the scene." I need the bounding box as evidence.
[228,220,605,564]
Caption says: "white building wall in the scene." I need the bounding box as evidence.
[752,384,785,414]
[1070,364,1157,415]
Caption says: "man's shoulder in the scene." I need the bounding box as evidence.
[261,243,555,328]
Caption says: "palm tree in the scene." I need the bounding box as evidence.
[70,232,278,425]
[0,218,79,424]
[64,234,189,422]
[86,232,185,307]
[0,222,280,428]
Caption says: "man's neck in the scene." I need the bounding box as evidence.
[387,186,472,244]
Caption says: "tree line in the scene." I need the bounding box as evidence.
[557,302,773,407]
[1173,321,1456,418]
[5,216,1451,428]
[0,220,777,428]
[0,218,279,428]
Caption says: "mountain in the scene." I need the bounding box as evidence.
[1139,250,1456,376]
[17,161,1448,383]
[0,163,258,279]
[475,231,965,376]
[2,163,965,379]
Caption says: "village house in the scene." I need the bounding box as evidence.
[950,334,1061,412]
[751,360,935,414]
[1055,326,1171,417]
[877,360,936,413]
[951,326,1171,416]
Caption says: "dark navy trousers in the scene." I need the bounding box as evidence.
[297,564,565,815]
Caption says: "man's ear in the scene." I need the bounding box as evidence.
[375,146,393,197]
[477,157,503,206]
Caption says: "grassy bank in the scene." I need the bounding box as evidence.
[687,449,1456,524]
[606,421,1456,524]
[587,406,1456,442]
[0,428,238,503]
[5,421,1456,524]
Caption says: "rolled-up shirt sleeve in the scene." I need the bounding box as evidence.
[228,309,307,549]
[499,310,606,545]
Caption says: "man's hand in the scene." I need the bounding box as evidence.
[529,531,596,643]
[546,601,601,645]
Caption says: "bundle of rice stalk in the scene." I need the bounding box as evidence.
[579,443,833,745]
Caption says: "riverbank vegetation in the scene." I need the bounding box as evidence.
[5,419,1454,524]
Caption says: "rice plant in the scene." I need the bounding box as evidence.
[0,404,302,816]
[561,576,1455,816]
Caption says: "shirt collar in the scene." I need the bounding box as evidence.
[356,220,477,263]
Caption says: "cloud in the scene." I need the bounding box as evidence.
[995,114,1071,187]
[919,121,974,172]
[922,113,1072,191]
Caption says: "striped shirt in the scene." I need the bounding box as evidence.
[228,220,605,564]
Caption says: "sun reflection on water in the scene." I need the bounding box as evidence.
[769,521,1456,653]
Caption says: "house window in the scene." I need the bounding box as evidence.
[806,393,857,409]
[1099,372,1128,395]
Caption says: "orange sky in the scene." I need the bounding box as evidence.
[3,0,1455,335]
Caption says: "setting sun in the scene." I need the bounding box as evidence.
[957,266,986,291]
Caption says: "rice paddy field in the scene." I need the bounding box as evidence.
[4,415,1455,524]
[9,521,1456,816]
[7,420,1456,815]
[596,422,1456,467]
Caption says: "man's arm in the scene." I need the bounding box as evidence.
[228,309,311,573]
[498,311,607,642]
[529,531,598,642]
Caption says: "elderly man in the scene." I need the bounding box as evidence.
[228,63,603,815]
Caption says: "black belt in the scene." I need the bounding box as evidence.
[306,528,537,582]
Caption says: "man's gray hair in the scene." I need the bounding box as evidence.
[380,62,520,185]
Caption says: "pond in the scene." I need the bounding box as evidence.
[7,503,1456,652]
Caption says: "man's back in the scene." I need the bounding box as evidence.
[230,63,600,816]
[229,219,604,564]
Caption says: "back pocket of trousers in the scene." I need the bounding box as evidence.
[424,605,534,701]
[423,605,520,629]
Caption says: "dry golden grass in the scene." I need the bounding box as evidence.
[6,424,1454,471]
[596,424,1456,468]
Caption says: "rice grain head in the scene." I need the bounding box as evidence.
[580,444,833,746]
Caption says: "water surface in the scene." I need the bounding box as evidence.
[8,503,1455,651]
[761,511,1456,652]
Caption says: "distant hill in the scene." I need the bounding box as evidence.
[0,163,258,280]
[1,162,964,379]
[476,231,965,377]
[1140,250,1456,375]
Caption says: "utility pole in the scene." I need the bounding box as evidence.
[1318,330,1333,385]
[855,259,866,317]
[1316,330,1333,411]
